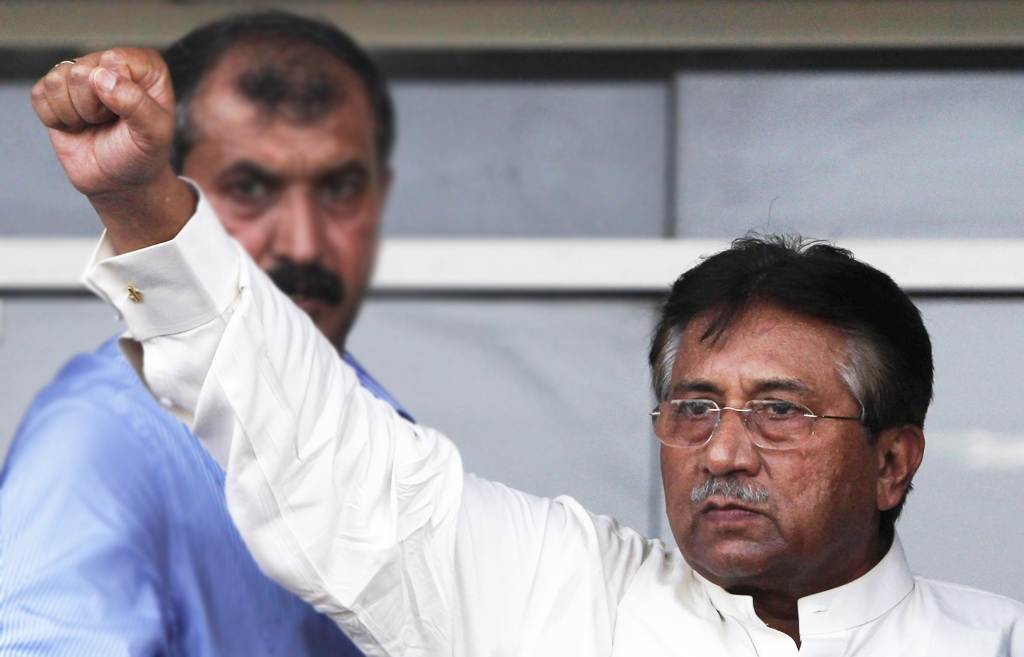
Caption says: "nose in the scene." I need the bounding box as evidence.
[272,189,324,265]
[701,407,761,477]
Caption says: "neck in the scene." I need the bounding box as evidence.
[725,532,891,648]
[751,593,801,646]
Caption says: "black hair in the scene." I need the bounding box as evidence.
[163,10,395,172]
[649,234,933,539]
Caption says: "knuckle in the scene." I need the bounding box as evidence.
[98,48,127,69]
[43,68,66,88]
[68,64,91,84]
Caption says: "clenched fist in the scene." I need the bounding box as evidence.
[32,47,195,253]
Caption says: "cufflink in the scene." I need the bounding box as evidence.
[127,285,143,303]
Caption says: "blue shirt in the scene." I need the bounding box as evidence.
[0,337,409,656]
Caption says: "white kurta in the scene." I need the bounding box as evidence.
[83,192,1024,657]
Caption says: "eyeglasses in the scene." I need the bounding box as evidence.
[650,399,862,450]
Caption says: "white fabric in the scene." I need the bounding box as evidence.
[83,193,1024,656]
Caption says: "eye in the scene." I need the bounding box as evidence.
[673,399,719,419]
[318,174,366,205]
[754,400,805,420]
[228,177,274,203]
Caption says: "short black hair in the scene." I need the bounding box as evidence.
[649,234,934,539]
[163,10,395,172]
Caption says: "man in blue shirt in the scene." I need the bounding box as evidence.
[0,12,403,655]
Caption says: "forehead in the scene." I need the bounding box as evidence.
[671,304,851,394]
[185,43,376,165]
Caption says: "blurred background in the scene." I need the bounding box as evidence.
[2,0,1024,600]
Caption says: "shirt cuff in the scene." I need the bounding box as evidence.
[81,181,242,342]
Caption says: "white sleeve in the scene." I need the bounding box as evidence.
[82,192,464,656]
[82,189,652,656]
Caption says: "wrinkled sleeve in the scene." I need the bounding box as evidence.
[82,193,464,656]
[0,390,169,656]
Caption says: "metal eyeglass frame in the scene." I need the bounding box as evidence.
[650,398,863,449]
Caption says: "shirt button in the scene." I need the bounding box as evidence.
[127,285,143,303]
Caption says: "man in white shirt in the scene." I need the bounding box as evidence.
[35,47,1024,656]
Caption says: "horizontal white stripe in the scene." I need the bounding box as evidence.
[926,429,1024,470]
[2,237,1024,294]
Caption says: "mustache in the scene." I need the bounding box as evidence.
[691,475,769,506]
[267,260,344,306]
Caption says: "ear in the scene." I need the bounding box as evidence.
[875,425,925,512]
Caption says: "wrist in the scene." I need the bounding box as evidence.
[89,167,197,254]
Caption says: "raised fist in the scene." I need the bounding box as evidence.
[32,47,176,198]
[32,47,193,253]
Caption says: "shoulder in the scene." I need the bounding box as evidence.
[0,342,177,602]
[38,337,146,405]
[459,475,659,598]
[2,338,174,496]
[910,576,1024,629]
[0,343,180,653]
[458,475,639,557]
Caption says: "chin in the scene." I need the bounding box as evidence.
[702,552,770,581]
[683,538,780,585]
[319,317,351,348]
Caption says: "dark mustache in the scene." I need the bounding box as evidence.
[267,260,344,306]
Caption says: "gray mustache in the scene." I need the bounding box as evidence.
[691,475,769,505]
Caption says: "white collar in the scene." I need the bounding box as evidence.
[692,534,916,635]
[798,534,915,635]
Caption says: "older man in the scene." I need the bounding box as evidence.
[1,12,402,655]
[35,37,1024,655]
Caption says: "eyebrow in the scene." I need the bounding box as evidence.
[214,159,372,187]
[751,378,811,396]
[314,161,370,185]
[215,161,281,185]
[669,377,811,398]
[670,380,721,396]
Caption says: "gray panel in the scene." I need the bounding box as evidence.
[0,83,100,237]
[385,82,668,237]
[0,297,122,459]
[899,300,1024,601]
[3,79,668,239]
[347,297,663,537]
[676,72,1024,238]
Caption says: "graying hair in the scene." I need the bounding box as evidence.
[833,328,892,438]
[652,319,886,439]
[653,324,683,402]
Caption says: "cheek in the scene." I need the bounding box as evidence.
[227,221,274,265]
[205,200,275,264]
[661,449,700,525]
[324,217,378,279]
[768,449,870,542]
